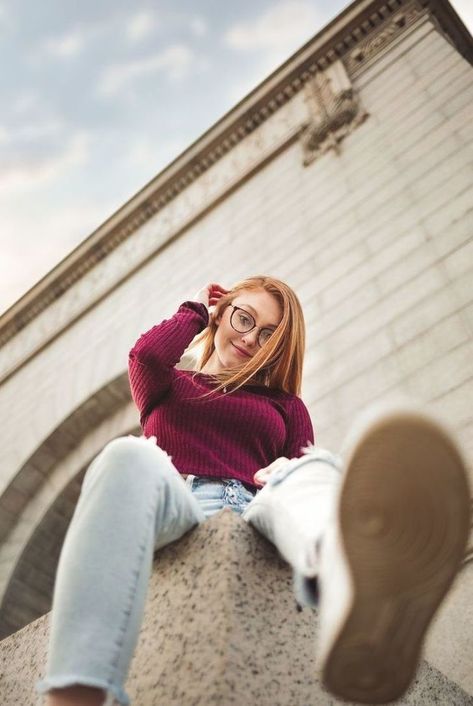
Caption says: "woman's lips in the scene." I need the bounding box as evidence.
[232,342,252,357]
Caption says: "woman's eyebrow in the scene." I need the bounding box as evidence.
[238,303,278,328]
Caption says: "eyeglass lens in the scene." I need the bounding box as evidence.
[230,308,273,346]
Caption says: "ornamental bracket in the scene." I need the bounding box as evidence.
[300,60,369,166]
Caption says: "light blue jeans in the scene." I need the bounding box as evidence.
[36,435,342,706]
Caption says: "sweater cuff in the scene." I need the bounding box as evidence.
[181,300,210,326]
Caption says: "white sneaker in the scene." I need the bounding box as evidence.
[316,402,471,704]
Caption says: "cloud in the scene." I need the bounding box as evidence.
[42,28,86,57]
[189,17,207,37]
[224,0,323,55]
[0,118,65,145]
[127,135,189,173]
[223,0,326,106]
[0,199,114,315]
[0,3,9,26]
[10,92,40,115]
[127,10,158,43]
[0,132,91,194]
[98,44,196,95]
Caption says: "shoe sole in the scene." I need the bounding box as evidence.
[322,409,471,704]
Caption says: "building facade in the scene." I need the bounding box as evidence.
[0,0,472,696]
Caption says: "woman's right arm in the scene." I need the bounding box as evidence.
[128,283,228,419]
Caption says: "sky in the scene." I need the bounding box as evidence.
[1,0,472,318]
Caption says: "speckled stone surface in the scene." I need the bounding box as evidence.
[1,509,472,705]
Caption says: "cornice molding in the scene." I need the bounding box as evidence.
[344,2,425,73]
[0,0,470,347]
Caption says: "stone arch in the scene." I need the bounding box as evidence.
[0,373,131,544]
[0,373,140,639]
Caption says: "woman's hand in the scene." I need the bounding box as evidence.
[193,283,229,309]
[253,457,290,487]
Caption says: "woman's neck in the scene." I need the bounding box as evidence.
[199,353,224,376]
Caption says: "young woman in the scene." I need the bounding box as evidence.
[37,275,470,706]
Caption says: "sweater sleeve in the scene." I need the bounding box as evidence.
[283,396,315,458]
[128,300,209,419]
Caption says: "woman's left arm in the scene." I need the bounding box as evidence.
[283,395,315,458]
[253,397,315,487]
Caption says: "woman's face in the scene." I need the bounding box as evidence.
[208,288,283,373]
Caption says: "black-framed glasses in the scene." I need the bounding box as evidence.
[228,305,275,348]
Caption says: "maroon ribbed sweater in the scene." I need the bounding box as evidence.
[128,301,315,489]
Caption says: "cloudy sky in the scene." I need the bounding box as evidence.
[1,0,471,317]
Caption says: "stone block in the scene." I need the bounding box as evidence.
[1,510,473,705]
